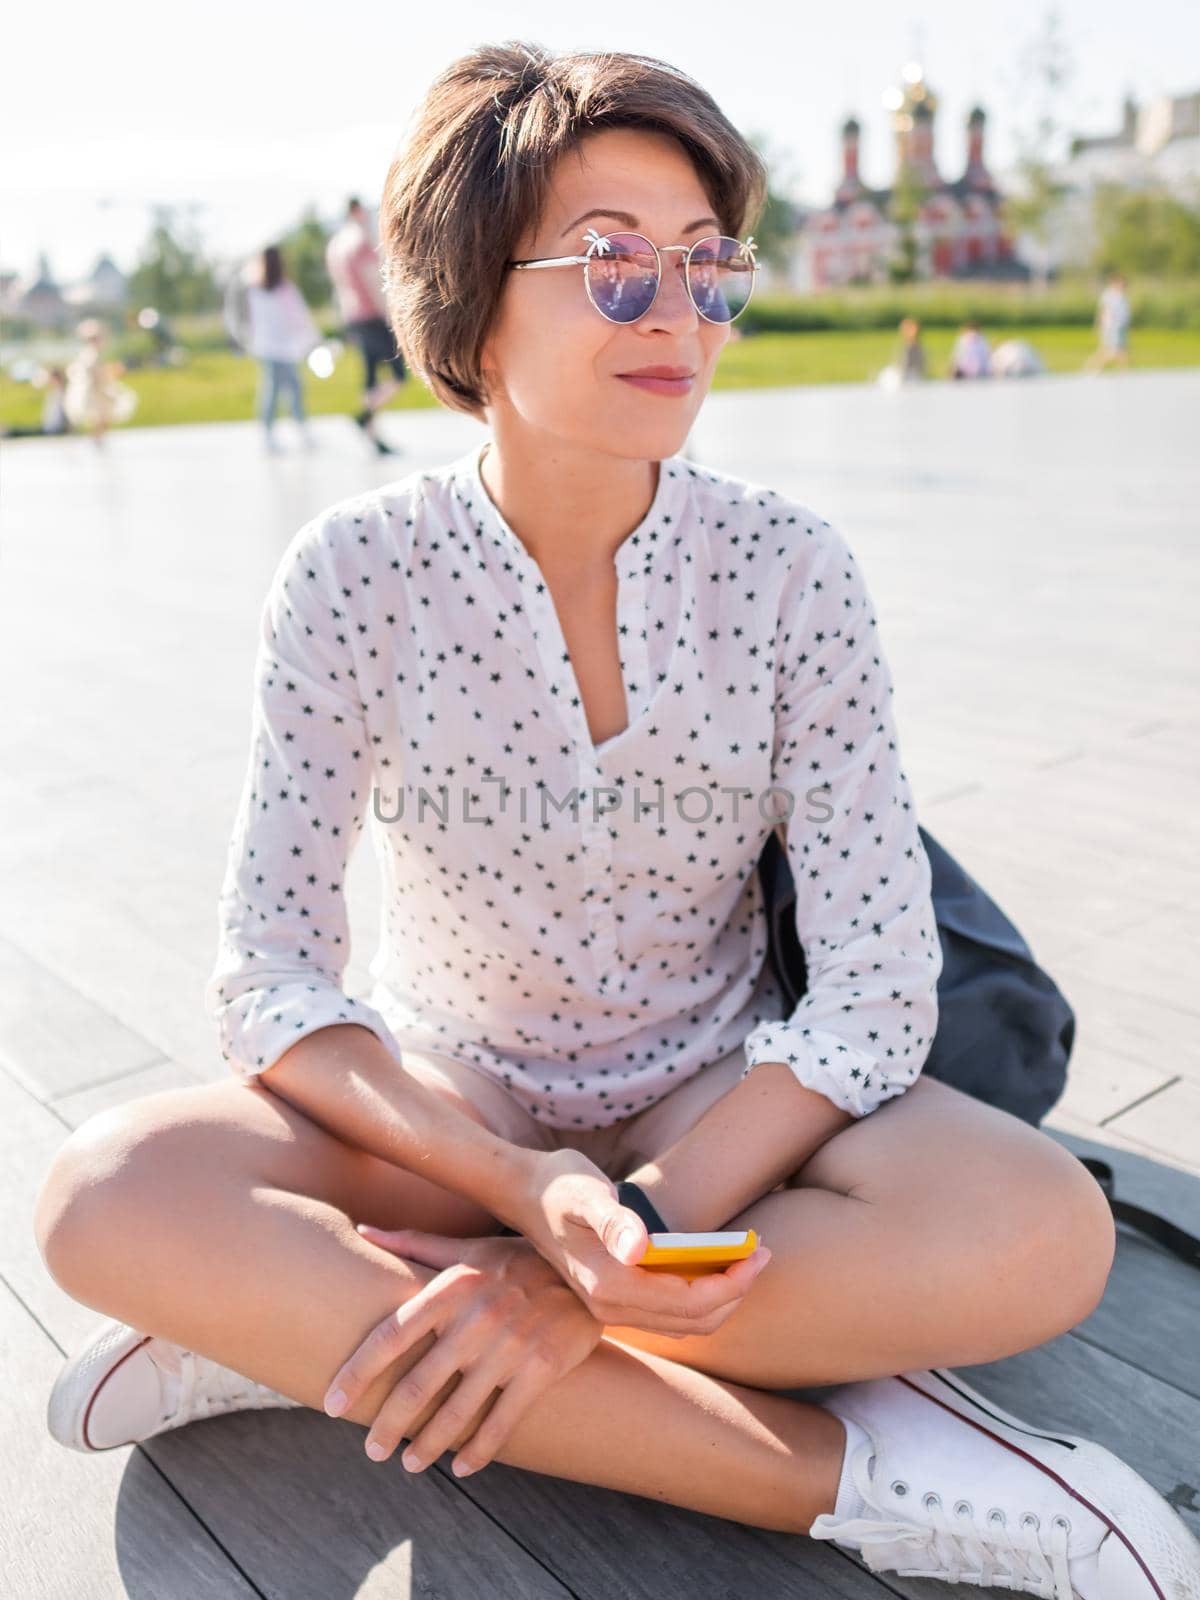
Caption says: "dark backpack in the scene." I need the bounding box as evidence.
[757,824,1199,1269]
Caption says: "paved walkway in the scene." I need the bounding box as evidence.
[2,372,1198,1597]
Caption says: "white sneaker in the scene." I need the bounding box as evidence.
[47,1317,304,1452]
[809,1367,1200,1598]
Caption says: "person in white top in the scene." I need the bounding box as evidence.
[206,440,941,1128]
[41,46,1176,1597]
[224,243,321,452]
[1085,271,1132,372]
[948,319,992,379]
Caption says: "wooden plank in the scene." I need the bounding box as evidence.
[0,1277,260,1600]
[1044,1127,1200,1398]
[408,1437,892,1600]
[145,1415,581,1600]
[1072,1229,1200,1401]
[1043,1127,1200,1234]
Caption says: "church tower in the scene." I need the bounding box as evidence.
[885,63,942,187]
[835,116,865,203]
[961,105,995,192]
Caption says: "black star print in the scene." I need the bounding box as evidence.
[205,448,941,1133]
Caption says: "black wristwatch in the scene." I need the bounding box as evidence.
[616,1179,671,1235]
[496,1178,670,1239]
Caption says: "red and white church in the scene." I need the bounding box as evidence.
[801,65,1024,288]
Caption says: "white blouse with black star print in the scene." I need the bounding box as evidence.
[204,439,942,1130]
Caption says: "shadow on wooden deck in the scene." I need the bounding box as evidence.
[5,1046,1198,1597]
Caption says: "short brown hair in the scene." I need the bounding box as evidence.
[378,40,768,420]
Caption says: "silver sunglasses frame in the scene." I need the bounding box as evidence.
[507,227,759,325]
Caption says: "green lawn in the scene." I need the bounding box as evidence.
[4,326,1197,431]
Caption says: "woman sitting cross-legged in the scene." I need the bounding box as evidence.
[34,39,1199,1600]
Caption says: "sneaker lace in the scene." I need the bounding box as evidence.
[174,1349,295,1421]
[813,1437,1077,1598]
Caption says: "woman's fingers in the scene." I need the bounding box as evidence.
[364,1337,498,1465]
[354,1223,470,1270]
[594,1247,772,1335]
[379,1356,507,1471]
[323,1278,452,1418]
[448,1358,556,1477]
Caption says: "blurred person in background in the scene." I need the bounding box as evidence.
[63,320,137,446]
[225,244,321,454]
[325,196,405,455]
[0,366,71,438]
[1085,271,1131,372]
[948,319,992,379]
[876,315,929,389]
[896,317,927,381]
[990,338,1047,378]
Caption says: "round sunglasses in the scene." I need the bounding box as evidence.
[507,227,759,325]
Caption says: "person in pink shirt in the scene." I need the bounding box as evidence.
[325,197,406,454]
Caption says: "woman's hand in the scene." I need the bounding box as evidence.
[324,1225,605,1478]
[512,1147,772,1339]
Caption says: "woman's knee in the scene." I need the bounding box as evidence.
[33,1083,269,1296]
[921,1101,1117,1321]
[1017,1138,1117,1323]
[795,1075,1116,1325]
[35,1096,181,1293]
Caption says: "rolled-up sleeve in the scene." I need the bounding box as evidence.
[742,516,942,1117]
[204,514,400,1080]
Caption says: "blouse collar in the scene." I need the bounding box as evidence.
[452,436,689,582]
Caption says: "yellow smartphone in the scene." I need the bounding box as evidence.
[637,1228,759,1277]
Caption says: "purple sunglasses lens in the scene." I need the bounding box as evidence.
[686,236,755,323]
[584,232,754,323]
[585,233,660,323]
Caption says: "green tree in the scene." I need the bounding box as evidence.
[1091,182,1200,276]
[744,130,804,273]
[1002,5,1075,289]
[127,205,220,315]
[886,162,928,284]
[278,207,333,308]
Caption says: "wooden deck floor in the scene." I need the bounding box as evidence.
[2,370,1197,1596]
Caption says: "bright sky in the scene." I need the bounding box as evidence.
[3,0,1195,285]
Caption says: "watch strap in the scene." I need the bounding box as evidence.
[497,1178,671,1239]
[616,1178,671,1235]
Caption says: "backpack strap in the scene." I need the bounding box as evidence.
[1076,1156,1200,1269]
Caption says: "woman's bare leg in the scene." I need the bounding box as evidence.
[604,1075,1117,1387]
[33,1078,846,1534]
